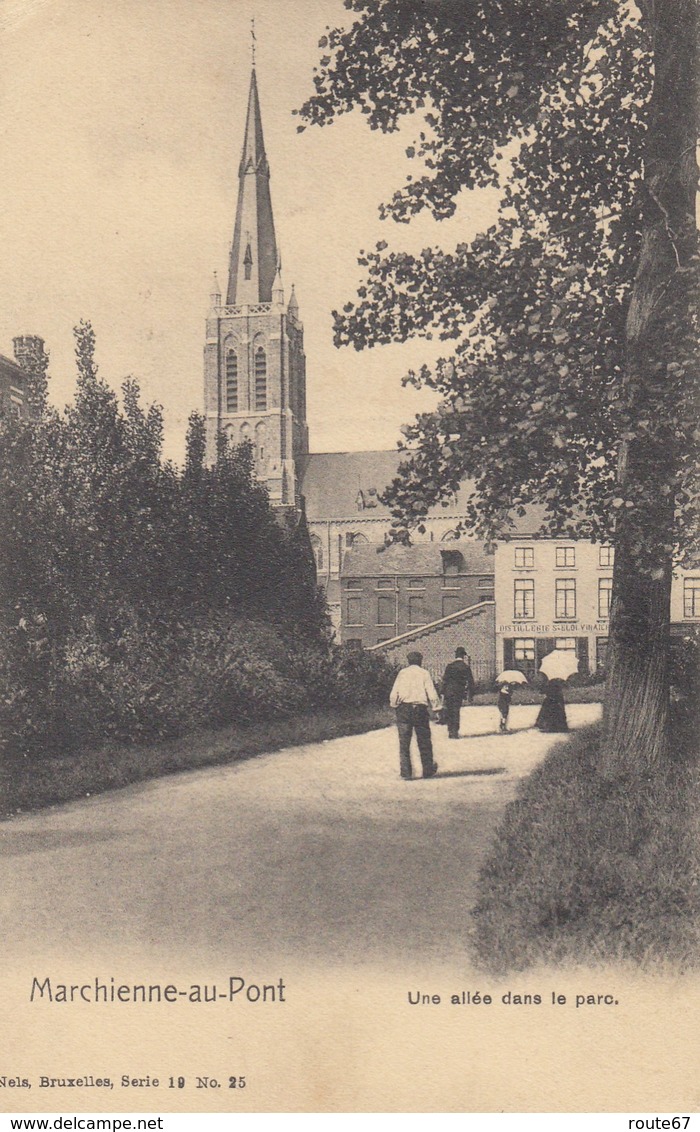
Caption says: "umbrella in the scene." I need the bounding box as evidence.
[539,649,579,681]
[495,669,528,685]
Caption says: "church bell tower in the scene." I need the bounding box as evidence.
[203,66,309,508]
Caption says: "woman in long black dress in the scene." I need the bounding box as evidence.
[535,677,569,732]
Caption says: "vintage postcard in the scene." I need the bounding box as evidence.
[0,0,698,1116]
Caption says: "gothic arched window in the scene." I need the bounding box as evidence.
[346,532,369,548]
[226,350,238,412]
[255,421,267,467]
[254,347,267,411]
[310,535,323,571]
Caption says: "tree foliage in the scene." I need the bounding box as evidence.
[0,322,341,755]
[300,0,699,771]
[299,1,697,557]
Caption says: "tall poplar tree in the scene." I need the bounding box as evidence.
[299,0,699,774]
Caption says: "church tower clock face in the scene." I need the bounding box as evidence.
[203,66,308,509]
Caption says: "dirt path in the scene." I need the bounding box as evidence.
[1,704,600,971]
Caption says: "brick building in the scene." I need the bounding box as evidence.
[341,541,494,646]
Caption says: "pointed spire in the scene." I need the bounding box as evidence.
[287,283,299,320]
[210,271,221,308]
[227,68,278,305]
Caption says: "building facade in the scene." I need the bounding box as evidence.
[299,450,478,630]
[495,533,700,679]
[341,542,494,649]
[494,537,614,678]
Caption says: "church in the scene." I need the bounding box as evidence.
[202,66,477,633]
[202,67,699,677]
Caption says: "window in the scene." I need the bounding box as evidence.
[442,594,465,618]
[514,579,535,618]
[346,597,363,626]
[596,637,609,671]
[407,577,425,588]
[376,578,394,589]
[310,536,323,572]
[598,577,613,619]
[442,550,464,576]
[684,578,700,618]
[345,579,362,590]
[514,547,534,568]
[255,421,266,466]
[254,347,267,410]
[345,532,369,548]
[408,595,425,625]
[225,351,238,412]
[555,578,576,619]
[599,545,614,567]
[556,547,576,568]
[377,596,394,626]
[244,242,253,280]
[514,639,536,662]
[555,638,577,651]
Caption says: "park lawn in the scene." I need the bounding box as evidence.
[0,704,393,819]
[472,684,604,706]
[471,716,700,971]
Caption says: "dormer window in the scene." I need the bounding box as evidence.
[441,550,464,576]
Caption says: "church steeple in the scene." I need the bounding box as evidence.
[227,68,278,305]
[204,60,308,507]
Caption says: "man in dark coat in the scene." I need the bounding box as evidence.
[441,648,476,739]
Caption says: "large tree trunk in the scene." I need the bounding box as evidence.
[601,0,699,777]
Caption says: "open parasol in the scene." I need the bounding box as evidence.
[495,669,528,685]
[539,649,579,681]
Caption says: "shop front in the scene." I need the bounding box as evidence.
[498,621,610,681]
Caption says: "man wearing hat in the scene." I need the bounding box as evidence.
[389,650,441,780]
[441,648,476,739]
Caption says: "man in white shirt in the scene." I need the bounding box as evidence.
[389,650,441,780]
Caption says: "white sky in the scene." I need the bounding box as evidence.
[0,0,500,463]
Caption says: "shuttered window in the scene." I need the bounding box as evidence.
[254,348,267,410]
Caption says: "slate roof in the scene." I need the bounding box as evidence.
[0,354,26,385]
[342,541,494,578]
[299,450,474,521]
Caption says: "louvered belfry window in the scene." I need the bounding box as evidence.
[254,348,267,410]
[226,351,238,412]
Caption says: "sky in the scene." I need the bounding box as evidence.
[0,0,500,463]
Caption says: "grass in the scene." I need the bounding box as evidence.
[470,715,700,972]
[0,704,393,819]
[473,684,604,706]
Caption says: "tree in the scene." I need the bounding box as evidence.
[299,0,699,775]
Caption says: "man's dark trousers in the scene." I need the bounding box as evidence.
[444,695,462,739]
[395,703,435,778]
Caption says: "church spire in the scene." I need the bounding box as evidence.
[227,67,278,305]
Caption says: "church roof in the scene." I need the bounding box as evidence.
[342,541,494,577]
[299,450,474,521]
